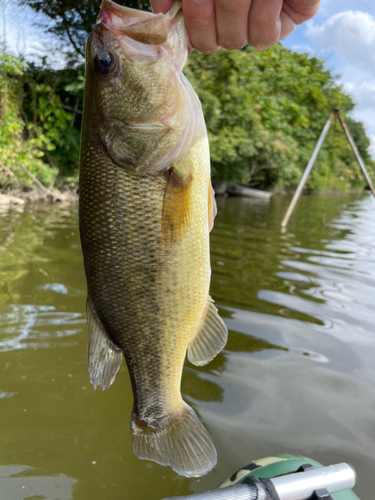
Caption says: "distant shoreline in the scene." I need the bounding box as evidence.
[213,181,367,198]
[0,186,367,210]
[0,188,79,208]
[272,188,366,196]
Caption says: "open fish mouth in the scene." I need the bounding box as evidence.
[91,0,184,67]
[97,0,182,46]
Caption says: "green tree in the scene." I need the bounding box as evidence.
[7,1,375,193]
[17,0,151,57]
[20,61,84,177]
[345,117,372,163]
[0,53,58,187]
[184,44,375,190]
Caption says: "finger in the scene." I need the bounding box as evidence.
[282,0,320,25]
[248,0,283,51]
[214,0,251,50]
[183,0,220,54]
[150,0,174,14]
[279,8,298,41]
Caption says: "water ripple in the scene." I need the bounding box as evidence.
[0,305,84,352]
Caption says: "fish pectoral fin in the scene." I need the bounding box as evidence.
[87,298,122,391]
[131,402,217,477]
[208,182,217,232]
[161,168,192,244]
[188,298,228,366]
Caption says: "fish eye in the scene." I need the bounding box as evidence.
[95,50,115,75]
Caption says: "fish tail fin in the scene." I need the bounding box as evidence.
[131,402,217,477]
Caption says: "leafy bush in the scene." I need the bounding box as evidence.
[0,53,57,187]
[20,61,84,178]
[184,44,375,190]
[0,52,84,188]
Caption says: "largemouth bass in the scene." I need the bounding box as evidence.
[79,0,228,478]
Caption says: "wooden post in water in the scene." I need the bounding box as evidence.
[336,110,375,198]
[281,109,375,229]
[281,111,335,229]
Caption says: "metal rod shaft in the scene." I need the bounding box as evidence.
[281,111,335,228]
[336,110,375,198]
[271,463,356,500]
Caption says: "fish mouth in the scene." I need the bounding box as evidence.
[99,0,155,28]
[90,1,173,67]
[98,0,182,46]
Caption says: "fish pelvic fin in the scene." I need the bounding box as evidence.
[131,402,217,477]
[87,298,123,391]
[188,298,228,366]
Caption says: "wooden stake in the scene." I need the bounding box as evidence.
[281,111,335,229]
[281,109,375,229]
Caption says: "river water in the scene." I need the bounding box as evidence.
[0,193,374,500]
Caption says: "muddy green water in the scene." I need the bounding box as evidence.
[0,193,374,500]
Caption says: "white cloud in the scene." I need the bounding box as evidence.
[369,136,375,157]
[317,0,375,20]
[305,11,375,157]
[306,11,375,76]
[345,81,375,110]
[343,83,375,159]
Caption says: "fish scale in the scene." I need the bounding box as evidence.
[81,135,211,409]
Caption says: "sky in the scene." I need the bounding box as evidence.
[283,0,375,155]
[0,1,63,67]
[1,0,375,154]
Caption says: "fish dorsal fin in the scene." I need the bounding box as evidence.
[87,298,123,390]
[162,168,192,244]
[123,15,168,45]
[188,298,228,366]
[208,183,217,232]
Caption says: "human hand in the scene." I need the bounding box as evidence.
[150,0,320,54]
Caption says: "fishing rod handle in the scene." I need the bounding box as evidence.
[162,463,356,500]
[270,463,356,500]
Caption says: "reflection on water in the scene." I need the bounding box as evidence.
[0,195,374,499]
[0,465,76,500]
[0,305,84,352]
[0,391,14,400]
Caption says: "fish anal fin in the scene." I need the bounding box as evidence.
[131,402,217,477]
[188,298,228,366]
[87,298,122,391]
[208,183,217,233]
[162,168,192,244]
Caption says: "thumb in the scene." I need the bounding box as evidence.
[150,0,175,14]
